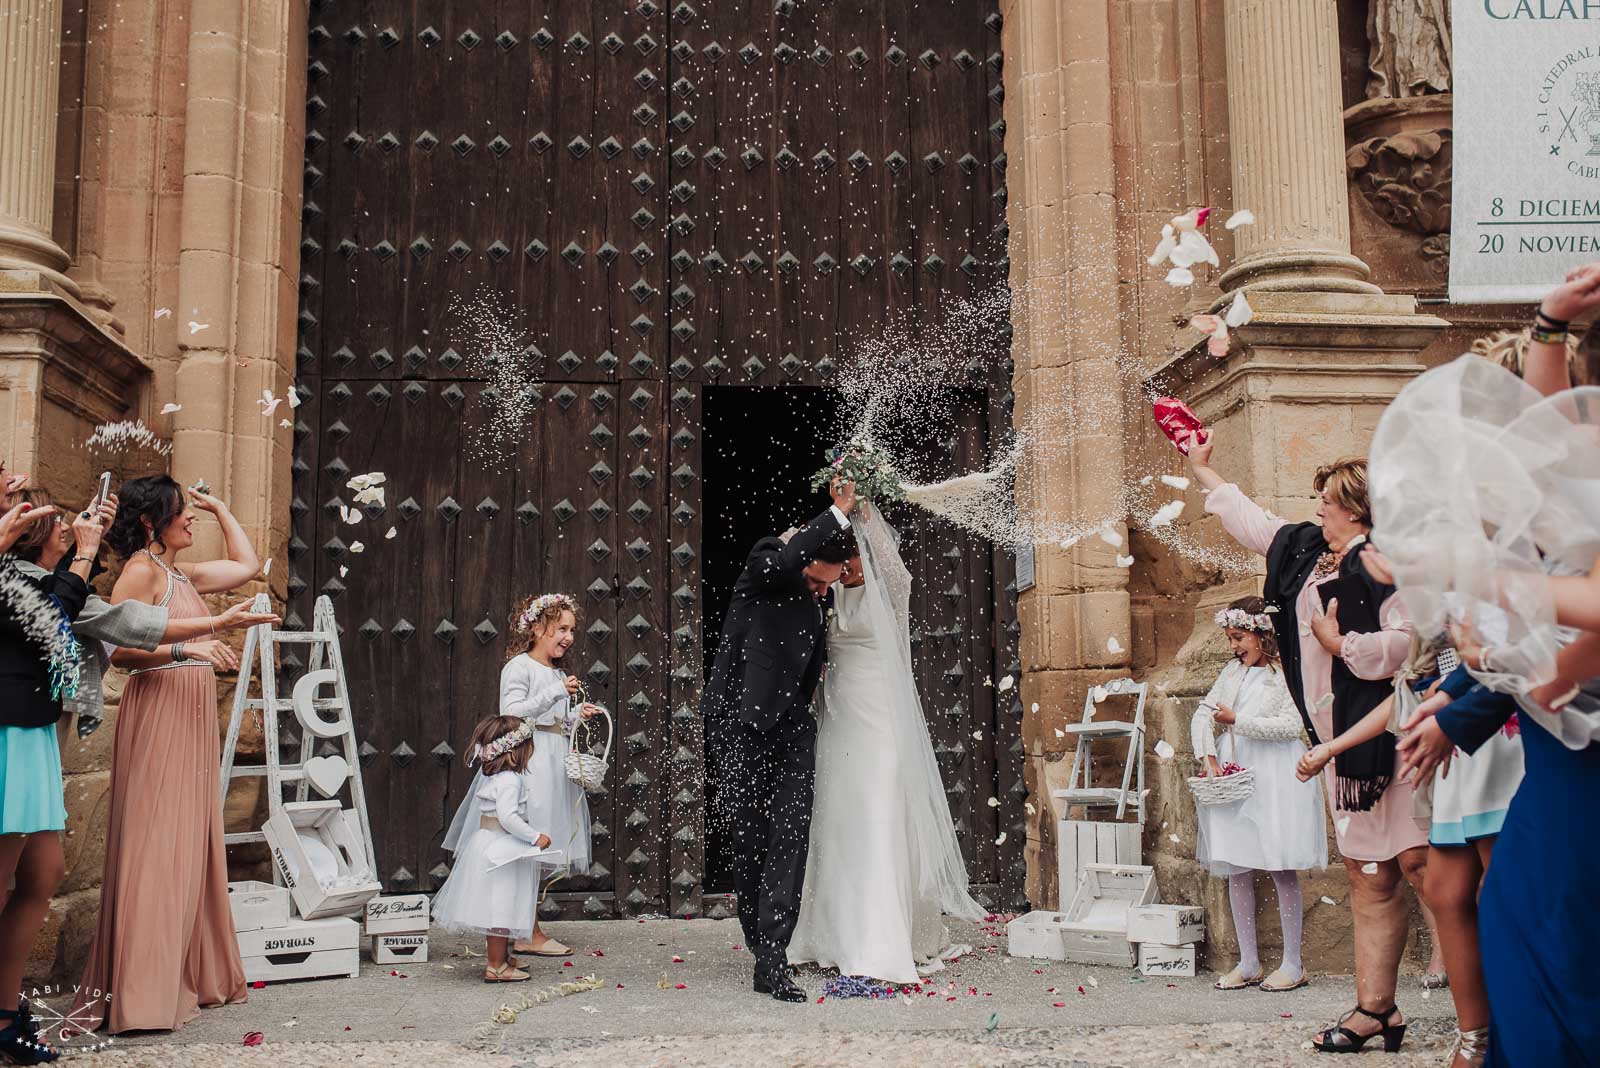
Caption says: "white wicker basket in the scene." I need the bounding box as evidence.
[1185,767,1255,806]
[564,703,612,793]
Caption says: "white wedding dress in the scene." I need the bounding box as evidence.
[787,510,985,984]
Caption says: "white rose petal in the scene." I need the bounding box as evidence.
[187,320,209,335]
[1320,896,1338,906]
[385,526,397,540]
[1224,208,1256,230]
[1164,266,1195,287]
[1107,635,1124,654]
[1168,833,1181,845]
[340,505,361,525]
[1090,685,1108,704]
[154,308,171,319]
[1085,975,1099,989]
[1159,474,1190,491]
[287,390,302,408]
[1148,500,1185,528]
[1098,525,1123,548]
[1224,290,1254,329]
[339,565,348,578]
[972,730,983,741]
[1030,703,1040,713]
[1054,728,1065,739]
[279,418,292,428]
[1116,554,1134,568]
[262,559,272,575]
[1025,802,1036,816]
[997,675,1015,692]
[160,403,182,415]
[987,796,1000,808]
[994,832,1007,846]
[1154,739,1176,761]
[349,541,364,554]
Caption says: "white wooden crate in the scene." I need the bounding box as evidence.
[1056,820,1140,909]
[364,894,429,935]
[227,880,291,933]
[1126,904,1205,946]
[1059,864,1156,967]
[371,933,429,964]
[264,800,381,920]
[1005,910,1071,961]
[1137,942,1197,978]
[238,916,360,983]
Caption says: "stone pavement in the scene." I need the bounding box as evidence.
[56,918,1457,1066]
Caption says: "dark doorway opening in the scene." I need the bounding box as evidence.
[700,385,842,893]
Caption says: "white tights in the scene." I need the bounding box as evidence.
[1227,869,1304,977]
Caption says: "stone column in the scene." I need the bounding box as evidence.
[1217,0,1378,294]
[0,0,79,296]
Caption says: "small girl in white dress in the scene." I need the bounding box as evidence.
[441,592,600,958]
[1190,596,1327,993]
[432,715,557,983]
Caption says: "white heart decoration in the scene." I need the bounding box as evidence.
[303,754,350,798]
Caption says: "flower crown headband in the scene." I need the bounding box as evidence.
[519,592,576,631]
[1214,606,1274,634]
[470,720,536,767]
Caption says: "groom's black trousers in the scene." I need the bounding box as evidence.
[707,707,816,978]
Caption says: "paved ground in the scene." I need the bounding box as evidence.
[47,918,1456,1066]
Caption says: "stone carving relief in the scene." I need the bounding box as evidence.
[1346,128,1453,269]
[1365,0,1452,99]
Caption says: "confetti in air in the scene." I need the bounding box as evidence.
[160,403,181,415]
[83,419,172,457]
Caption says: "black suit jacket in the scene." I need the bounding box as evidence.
[700,509,843,732]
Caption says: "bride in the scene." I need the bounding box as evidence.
[786,504,985,983]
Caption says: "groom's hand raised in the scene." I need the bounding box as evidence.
[830,476,857,516]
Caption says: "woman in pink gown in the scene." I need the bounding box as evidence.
[1187,433,1434,1054]
[72,476,263,1033]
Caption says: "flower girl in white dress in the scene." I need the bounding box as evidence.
[432,715,557,983]
[1190,597,1327,993]
[442,593,600,958]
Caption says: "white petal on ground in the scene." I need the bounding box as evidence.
[160,403,181,415]
[1085,975,1099,988]
[349,541,365,554]
[1224,208,1256,230]
[1116,554,1134,568]
[1320,896,1338,906]
[1224,289,1254,328]
[1164,266,1195,287]
[1147,499,1186,527]
[1154,739,1176,761]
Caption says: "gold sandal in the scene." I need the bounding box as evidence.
[1260,967,1308,992]
[1213,965,1263,990]
[483,962,531,983]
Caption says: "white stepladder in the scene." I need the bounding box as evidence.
[220,593,378,881]
[1051,678,1149,823]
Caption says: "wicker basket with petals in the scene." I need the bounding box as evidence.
[1186,767,1255,806]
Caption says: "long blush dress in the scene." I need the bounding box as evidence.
[72,563,246,1033]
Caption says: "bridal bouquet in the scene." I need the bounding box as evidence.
[810,438,905,504]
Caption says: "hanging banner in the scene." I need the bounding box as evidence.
[1450,0,1600,302]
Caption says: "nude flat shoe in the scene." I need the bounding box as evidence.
[484,962,531,983]
[1260,967,1309,992]
[527,939,573,957]
[1213,965,1264,990]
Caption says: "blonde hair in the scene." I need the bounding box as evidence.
[1470,328,1581,380]
[1312,457,1371,527]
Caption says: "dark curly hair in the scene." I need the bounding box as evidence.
[812,527,858,565]
[105,475,185,558]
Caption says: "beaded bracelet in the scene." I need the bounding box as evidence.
[1531,326,1568,344]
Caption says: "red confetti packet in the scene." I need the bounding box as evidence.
[1152,397,1209,455]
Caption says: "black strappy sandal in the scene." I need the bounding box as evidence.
[1312,1004,1407,1053]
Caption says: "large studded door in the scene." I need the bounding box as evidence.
[292,0,1017,916]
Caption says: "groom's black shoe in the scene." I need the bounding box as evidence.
[754,966,806,1003]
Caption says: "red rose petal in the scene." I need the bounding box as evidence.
[242,1032,263,1047]
[617,983,625,989]
[1077,986,1085,995]
[1052,1002,1065,1008]
[674,983,686,990]
[815,996,825,1004]
[1280,1012,1294,1019]
[672,956,684,963]
[344,1026,351,1031]
[563,961,573,968]
[592,950,605,957]
[250,981,266,989]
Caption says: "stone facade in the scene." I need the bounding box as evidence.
[5,0,1531,982]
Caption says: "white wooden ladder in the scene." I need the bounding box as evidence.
[1051,678,1148,823]
[220,593,378,881]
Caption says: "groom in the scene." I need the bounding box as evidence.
[701,477,858,1002]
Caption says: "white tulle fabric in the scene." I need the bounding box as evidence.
[1368,354,1600,749]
